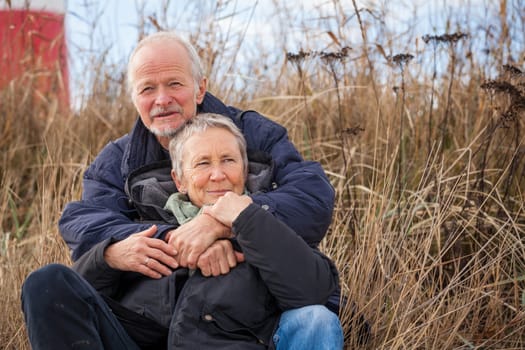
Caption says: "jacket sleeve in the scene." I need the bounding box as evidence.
[71,238,123,297]
[237,110,335,245]
[232,203,339,310]
[59,140,175,261]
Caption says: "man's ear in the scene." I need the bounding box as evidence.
[195,77,208,104]
[171,169,186,193]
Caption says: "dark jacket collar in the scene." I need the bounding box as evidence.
[198,91,234,115]
[121,117,167,180]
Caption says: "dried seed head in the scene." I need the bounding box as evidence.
[422,32,468,45]
[503,64,523,77]
[481,80,519,97]
[286,49,313,63]
[390,53,414,66]
[319,46,351,63]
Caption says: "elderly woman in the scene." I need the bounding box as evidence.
[21,113,343,350]
[163,113,342,348]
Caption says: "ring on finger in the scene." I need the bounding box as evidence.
[144,257,150,266]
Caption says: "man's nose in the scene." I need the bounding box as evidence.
[155,88,172,105]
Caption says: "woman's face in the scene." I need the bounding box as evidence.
[173,127,245,208]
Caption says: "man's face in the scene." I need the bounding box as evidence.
[130,40,206,144]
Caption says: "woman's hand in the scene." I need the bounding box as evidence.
[202,192,252,228]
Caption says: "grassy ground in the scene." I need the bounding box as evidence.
[2,1,525,348]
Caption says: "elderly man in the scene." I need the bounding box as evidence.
[22,32,342,349]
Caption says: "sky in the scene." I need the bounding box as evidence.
[60,0,514,105]
[64,0,494,57]
[2,0,517,104]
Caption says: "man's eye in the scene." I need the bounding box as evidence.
[139,86,152,94]
[169,81,181,87]
[196,161,210,167]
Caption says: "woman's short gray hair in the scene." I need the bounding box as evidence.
[169,113,248,180]
[127,31,204,97]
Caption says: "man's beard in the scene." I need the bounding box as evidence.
[148,105,191,138]
[149,124,185,138]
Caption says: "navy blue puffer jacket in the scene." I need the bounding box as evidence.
[59,92,335,261]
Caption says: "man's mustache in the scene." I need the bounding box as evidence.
[150,105,184,118]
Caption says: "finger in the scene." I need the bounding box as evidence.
[210,258,221,277]
[146,249,179,271]
[235,251,245,263]
[225,244,237,268]
[218,254,231,275]
[196,253,210,276]
[209,242,230,276]
[130,256,162,279]
[181,242,203,269]
[139,263,163,279]
[146,238,178,257]
[200,265,211,277]
[213,240,235,268]
[137,225,158,237]
[145,257,173,277]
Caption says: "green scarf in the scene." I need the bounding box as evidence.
[164,192,202,224]
[164,190,251,224]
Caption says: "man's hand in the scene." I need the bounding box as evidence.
[166,214,230,269]
[104,225,178,279]
[197,240,245,277]
[202,192,252,228]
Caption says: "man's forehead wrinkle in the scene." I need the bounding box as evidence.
[134,63,184,83]
[135,60,165,75]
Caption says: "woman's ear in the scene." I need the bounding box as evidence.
[171,169,186,194]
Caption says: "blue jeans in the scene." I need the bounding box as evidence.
[21,264,343,349]
[274,306,344,350]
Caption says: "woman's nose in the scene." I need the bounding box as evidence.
[209,165,226,180]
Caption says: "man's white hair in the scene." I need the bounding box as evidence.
[127,31,205,99]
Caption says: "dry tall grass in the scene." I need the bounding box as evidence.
[2,1,525,349]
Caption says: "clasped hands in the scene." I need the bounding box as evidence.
[104,193,252,279]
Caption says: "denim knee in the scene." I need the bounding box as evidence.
[279,304,342,331]
[274,305,344,350]
[301,305,342,332]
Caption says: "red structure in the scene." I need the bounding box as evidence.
[0,0,68,108]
